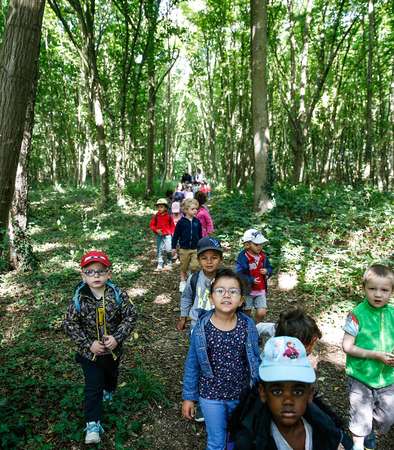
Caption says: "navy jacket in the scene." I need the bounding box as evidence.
[182,310,261,401]
[172,216,202,250]
[230,390,350,450]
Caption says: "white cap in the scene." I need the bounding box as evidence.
[242,229,268,244]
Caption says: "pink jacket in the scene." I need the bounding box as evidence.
[196,206,214,237]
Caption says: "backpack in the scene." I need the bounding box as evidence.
[190,271,200,300]
[73,280,122,312]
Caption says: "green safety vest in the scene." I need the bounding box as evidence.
[346,300,394,388]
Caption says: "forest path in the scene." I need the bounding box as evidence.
[127,239,394,450]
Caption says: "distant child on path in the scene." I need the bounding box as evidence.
[195,191,214,237]
[172,198,202,292]
[230,336,346,450]
[182,268,260,450]
[342,264,394,450]
[171,201,182,227]
[149,198,175,270]
[177,237,223,332]
[64,251,137,444]
[235,229,273,323]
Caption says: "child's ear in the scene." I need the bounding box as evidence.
[258,384,267,403]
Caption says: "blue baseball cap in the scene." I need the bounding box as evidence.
[259,336,316,383]
[196,237,223,256]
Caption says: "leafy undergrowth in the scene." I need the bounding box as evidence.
[0,183,393,449]
[211,183,393,317]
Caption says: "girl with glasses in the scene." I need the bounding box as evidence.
[181,268,261,450]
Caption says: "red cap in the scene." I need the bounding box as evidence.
[80,250,111,268]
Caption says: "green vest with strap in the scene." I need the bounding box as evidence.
[346,300,394,388]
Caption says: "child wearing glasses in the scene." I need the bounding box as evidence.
[235,228,273,323]
[64,250,137,445]
[182,268,260,449]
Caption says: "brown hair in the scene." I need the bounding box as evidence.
[362,264,394,288]
[275,307,322,346]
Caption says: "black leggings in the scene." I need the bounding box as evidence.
[76,353,120,422]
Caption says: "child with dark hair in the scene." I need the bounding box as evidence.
[195,191,214,237]
[232,307,352,449]
[230,336,348,450]
[182,268,260,450]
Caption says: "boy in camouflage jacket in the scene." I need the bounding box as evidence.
[64,250,137,444]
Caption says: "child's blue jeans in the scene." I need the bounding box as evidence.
[156,234,172,266]
[199,397,239,450]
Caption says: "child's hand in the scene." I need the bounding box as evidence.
[377,352,394,366]
[172,249,177,257]
[260,268,267,275]
[103,335,118,351]
[157,229,162,235]
[90,340,106,355]
[182,400,195,420]
[176,317,187,331]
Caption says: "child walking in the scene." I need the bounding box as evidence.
[230,336,346,450]
[195,191,214,237]
[177,236,223,333]
[342,264,394,450]
[235,228,273,323]
[182,268,260,449]
[64,251,137,444]
[172,198,202,292]
[149,198,175,270]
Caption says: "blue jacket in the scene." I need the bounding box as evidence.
[235,250,273,293]
[182,310,261,401]
[172,216,202,250]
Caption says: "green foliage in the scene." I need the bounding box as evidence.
[211,183,393,312]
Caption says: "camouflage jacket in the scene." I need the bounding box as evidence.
[64,282,137,361]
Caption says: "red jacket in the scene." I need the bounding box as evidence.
[149,212,175,236]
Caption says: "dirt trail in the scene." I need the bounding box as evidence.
[127,246,394,450]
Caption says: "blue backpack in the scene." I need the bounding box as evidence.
[73,280,122,312]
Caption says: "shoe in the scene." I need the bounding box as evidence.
[155,263,163,271]
[102,390,113,402]
[179,280,186,292]
[194,403,205,423]
[84,421,104,444]
[364,431,376,450]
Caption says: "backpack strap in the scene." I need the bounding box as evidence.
[73,280,122,312]
[190,271,200,301]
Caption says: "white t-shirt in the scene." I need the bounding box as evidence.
[271,417,312,450]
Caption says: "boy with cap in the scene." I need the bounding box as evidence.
[64,251,137,444]
[231,336,346,450]
[176,236,224,333]
[235,228,273,323]
[150,198,175,270]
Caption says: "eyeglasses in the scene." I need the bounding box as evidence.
[212,287,242,297]
[83,269,109,277]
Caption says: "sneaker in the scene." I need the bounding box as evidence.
[84,421,104,444]
[155,263,163,271]
[194,403,205,423]
[364,431,376,449]
[102,390,113,402]
[179,280,186,292]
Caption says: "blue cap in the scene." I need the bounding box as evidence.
[197,237,223,256]
[259,336,316,383]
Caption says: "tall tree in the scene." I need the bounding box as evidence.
[251,0,271,211]
[0,0,45,245]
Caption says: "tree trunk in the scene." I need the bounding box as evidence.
[0,0,45,246]
[251,0,271,211]
[8,61,40,269]
[365,0,375,182]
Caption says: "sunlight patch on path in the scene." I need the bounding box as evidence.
[153,293,172,305]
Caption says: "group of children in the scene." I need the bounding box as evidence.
[63,191,394,448]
